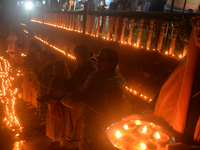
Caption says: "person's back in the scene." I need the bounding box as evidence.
[148,0,165,12]
[109,0,117,10]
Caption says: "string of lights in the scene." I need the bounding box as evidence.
[0,57,24,150]
[23,29,152,102]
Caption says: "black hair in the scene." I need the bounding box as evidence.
[73,45,90,57]
[100,47,118,71]
[54,60,70,78]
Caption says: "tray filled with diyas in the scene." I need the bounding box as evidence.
[106,120,175,150]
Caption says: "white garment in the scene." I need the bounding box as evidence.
[7,35,18,52]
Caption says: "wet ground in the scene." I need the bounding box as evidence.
[0,23,65,150]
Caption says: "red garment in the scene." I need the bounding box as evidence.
[154,27,200,142]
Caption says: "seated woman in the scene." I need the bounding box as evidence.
[123,16,200,150]
[70,48,131,150]
[45,60,71,148]
[61,45,96,148]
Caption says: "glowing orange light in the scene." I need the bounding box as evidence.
[124,124,128,130]
[116,130,121,138]
[141,143,146,149]
[155,132,160,139]
[142,126,147,133]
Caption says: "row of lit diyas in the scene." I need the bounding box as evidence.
[111,120,170,150]
[23,29,152,102]
[30,19,183,58]
[31,20,83,33]
[88,34,183,59]
[0,57,24,150]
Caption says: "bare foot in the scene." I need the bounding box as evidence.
[46,141,58,148]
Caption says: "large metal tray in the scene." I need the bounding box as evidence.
[106,120,176,150]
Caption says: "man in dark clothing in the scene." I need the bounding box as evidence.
[148,0,166,12]
[109,0,117,10]
[149,0,167,49]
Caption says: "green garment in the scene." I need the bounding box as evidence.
[37,64,54,121]
[63,59,96,144]
[79,70,131,150]
[68,59,97,92]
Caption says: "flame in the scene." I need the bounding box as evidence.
[116,130,121,138]
[141,143,146,149]
[142,126,147,133]
[155,132,160,139]
[124,124,128,130]
[135,120,141,125]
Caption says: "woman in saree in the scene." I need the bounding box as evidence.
[45,60,71,148]
[61,45,96,149]
[37,53,57,123]
[123,16,200,150]
[69,48,131,150]
[22,41,40,107]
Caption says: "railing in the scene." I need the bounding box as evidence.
[31,3,196,58]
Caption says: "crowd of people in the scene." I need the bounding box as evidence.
[5,15,200,150]
[7,25,132,149]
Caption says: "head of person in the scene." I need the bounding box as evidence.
[73,45,90,65]
[29,40,38,53]
[100,1,104,6]
[40,50,49,63]
[46,53,57,65]
[53,60,68,76]
[191,16,200,48]
[96,48,118,73]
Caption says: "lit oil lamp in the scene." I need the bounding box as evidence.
[121,135,136,148]
[138,125,153,137]
[145,141,159,150]
[153,132,170,145]
[116,130,122,138]
[123,123,137,132]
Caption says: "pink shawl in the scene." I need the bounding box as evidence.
[154,28,200,141]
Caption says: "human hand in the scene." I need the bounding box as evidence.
[166,143,193,150]
[122,114,143,121]
[122,110,153,121]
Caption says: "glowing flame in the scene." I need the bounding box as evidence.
[141,143,146,149]
[116,130,121,138]
[179,55,182,58]
[124,124,128,130]
[135,120,141,125]
[142,126,147,133]
[155,132,160,139]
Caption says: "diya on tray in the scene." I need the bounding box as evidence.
[106,120,175,150]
